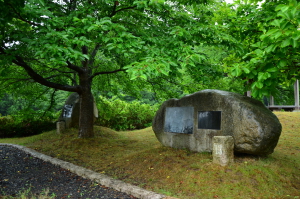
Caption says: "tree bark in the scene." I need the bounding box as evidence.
[78,71,94,138]
[78,89,95,138]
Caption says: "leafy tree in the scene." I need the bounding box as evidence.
[224,0,300,98]
[1,0,237,137]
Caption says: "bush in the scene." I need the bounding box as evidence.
[95,96,159,130]
[0,116,56,138]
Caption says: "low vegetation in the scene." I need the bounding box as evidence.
[1,112,299,199]
[0,116,56,138]
[96,96,159,130]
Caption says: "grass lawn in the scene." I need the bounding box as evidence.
[1,112,299,199]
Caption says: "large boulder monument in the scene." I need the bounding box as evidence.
[152,89,282,156]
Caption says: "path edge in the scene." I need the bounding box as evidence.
[0,143,170,199]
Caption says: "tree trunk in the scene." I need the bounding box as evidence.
[78,72,94,138]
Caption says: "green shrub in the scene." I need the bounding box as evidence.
[0,116,56,138]
[95,96,159,130]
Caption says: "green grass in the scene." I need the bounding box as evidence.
[1,112,300,199]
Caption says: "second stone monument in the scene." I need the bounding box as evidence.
[58,93,98,129]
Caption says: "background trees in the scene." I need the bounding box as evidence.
[224,0,300,98]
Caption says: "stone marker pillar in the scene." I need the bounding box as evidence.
[295,80,299,110]
[213,136,234,166]
[56,121,65,134]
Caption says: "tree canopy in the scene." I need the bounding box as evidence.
[1,0,298,138]
[0,0,235,137]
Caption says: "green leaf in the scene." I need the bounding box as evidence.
[273,30,283,39]
[258,72,270,81]
[281,38,291,48]
[275,4,286,11]
[292,39,298,48]
[266,67,278,73]
[242,67,250,74]
[231,65,241,77]
[265,44,276,53]
[278,5,289,12]
[82,54,89,60]
[279,60,287,67]
[292,33,300,40]
[279,21,289,29]
[99,19,112,25]
[265,29,279,37]
[270,19,281,27]
[256,82,263,89]
[254,49,264,57]
[139,74,147,80]
[73,17,80,22]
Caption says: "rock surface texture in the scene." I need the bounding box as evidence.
[152,89,282,155]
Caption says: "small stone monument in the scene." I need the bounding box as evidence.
[57,93,98,130]
[56,121,65,134]
[152,89,282,156]
[213,136,234,166]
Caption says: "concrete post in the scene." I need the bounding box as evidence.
[270,96,274,106]
[246,91,251,97]
[295,80,299,110]
[56,121,65,134]
[213,136,234,166]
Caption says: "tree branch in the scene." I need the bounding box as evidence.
[110,5,136,17]
[13,56,81,93]
[66,61,84,73]
[6,2,40,27]
[41,88,57,118]
[90,68,125,79]
[89,44,101,66]
[82,46,88,68]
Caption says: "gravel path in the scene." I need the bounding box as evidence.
[0,145,138,199]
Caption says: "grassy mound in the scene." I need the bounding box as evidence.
[1,112,299,198]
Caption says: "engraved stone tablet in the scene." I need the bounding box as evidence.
[164,107,194,134]
[198,111,221,130]
[63,104,73,118]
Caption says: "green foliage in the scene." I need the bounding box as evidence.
[0,116,56,138]
[0,0,236,137]
[224,0,300,98]
[0,90,68,119]
[96,96,159,130]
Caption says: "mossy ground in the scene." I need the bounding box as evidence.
[1,112,299,199]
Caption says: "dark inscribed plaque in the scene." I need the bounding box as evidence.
[164,107,194,134]
[198,111,221,130]
[63,104,73,118]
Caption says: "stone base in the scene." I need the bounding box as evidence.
[213,136,234,166]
